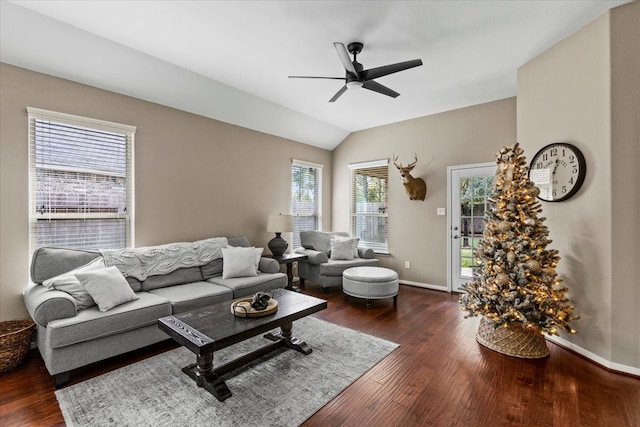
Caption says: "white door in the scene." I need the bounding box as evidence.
[447,163,496,292]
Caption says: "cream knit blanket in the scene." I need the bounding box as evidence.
[100,237,228,280]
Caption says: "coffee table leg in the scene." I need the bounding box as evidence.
[264,321,313,355]
[182,353,232,401]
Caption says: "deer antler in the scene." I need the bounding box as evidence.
[392,154,401,169]
[406,153,418,168]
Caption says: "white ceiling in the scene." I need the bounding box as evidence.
[0,0,630,150]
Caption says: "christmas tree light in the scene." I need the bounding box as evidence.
[459,143,578,336]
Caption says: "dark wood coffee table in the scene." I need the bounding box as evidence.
[157,288,327,401]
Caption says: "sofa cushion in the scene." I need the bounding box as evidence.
[31,247,101,284]
[77,266,139,312]
[148,281,233,314]
[126,276,143,292]
[319,258,380,276]
[207,272,287,298]
[227,236,252,247]
[141,267,204,291]
[201,258,223,279]
[46,292,171,349]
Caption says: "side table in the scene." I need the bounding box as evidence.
[266,253,308,292]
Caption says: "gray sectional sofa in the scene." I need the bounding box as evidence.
[23,236,287,387]
[294,231,379,290]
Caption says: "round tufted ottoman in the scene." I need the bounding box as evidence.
[343,266,399,308]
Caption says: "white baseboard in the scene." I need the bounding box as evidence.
[400,280,448,292]
[546,335,640,377]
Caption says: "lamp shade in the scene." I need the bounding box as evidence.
[267,214,293,232]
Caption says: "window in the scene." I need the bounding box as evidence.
[291,159,322,248]
[28,108,135,252]
[350,159,389,253]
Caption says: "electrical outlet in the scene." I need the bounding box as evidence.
[405,261,411,269]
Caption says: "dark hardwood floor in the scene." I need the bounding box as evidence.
[1,284,638,426]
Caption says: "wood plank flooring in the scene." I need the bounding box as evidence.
[1,284,638,426]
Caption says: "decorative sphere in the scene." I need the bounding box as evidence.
[495,273,510,285]
[498,221,512,232]
[525,218,536,226]
[526,260,541,272]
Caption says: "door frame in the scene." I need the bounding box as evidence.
[446,162,495,292]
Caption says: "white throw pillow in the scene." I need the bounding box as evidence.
[330,237,360,259]
[76,266,139,312]
[230,246,264,274]
[42,257,105,310]
[222,246,259,279]
[254,247,264,273]
[330,238,356,260]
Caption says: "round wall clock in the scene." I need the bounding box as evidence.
[529,142,586,202]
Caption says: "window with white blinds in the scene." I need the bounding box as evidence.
[28,107,135,252]
[350,159,389,253]
[291,159,322,248]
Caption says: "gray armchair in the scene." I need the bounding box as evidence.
[294,231,379,291]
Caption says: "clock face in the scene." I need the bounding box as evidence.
[529,143,586,202]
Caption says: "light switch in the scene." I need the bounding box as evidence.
[437,208,446,216]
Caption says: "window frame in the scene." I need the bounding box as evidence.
[349,159,389,254]
[291,159,323,248]
[27,107,136,253]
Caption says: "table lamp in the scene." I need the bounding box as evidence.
[267,214,293,257]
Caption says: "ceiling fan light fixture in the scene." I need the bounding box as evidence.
[346,80,363,90]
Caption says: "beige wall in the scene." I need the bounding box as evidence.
[0,63,332,322]
[610,1,640,369]
[517,1,639,368]
[332,98,517,287]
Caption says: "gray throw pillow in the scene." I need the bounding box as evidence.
[76,266,139,312]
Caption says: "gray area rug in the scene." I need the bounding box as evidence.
[56,317,399,426]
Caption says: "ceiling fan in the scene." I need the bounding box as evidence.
[289,42,423,102]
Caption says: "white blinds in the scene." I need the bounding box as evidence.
[28,108,135,251]
[349,159,389,253]
[291,160,322,248]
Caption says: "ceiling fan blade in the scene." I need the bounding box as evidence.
[333,42,357,75]
[329,85,348,103]
[288,76,344,80]
[362,80,400,98]
[361,59,423,81]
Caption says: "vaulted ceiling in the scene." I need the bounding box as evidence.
[1,1,630,150]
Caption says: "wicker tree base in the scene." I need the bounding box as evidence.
[476,316,549,359]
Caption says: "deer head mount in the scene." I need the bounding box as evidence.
[393,154,427,201]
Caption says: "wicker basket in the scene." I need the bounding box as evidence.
[0,319,36,374]
[476,316,549,359]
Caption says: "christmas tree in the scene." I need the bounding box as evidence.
[459,143,578,336]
